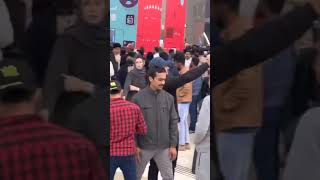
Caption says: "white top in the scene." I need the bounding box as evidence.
[153,53,159,58]
[110,61,114,79]
[194,95,210,152]
[185,58,192,68]
[0,0,14,60]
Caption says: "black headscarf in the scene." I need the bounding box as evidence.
[64,0,107,48]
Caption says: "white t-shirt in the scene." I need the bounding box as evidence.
[185,58,192,68]
[110,61,114,79]
[153,53,159,58]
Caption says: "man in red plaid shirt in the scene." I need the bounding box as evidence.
[0,59,106,180]
[110,80,147,180]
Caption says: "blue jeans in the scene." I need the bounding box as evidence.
[110,155,136,180]
[189,95,200,131]
[254,107,282,180]
[178,103,191,145]
[217,128,257,180]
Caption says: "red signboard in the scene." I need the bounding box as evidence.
[136,0,163,53]
[164,0,187,51]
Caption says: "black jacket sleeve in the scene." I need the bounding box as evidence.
[164,63,209,92]
[213,4,318,87]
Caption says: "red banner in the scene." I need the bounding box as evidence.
[164,0,187,51]
[136,0,163,53]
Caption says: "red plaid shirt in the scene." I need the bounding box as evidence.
[0,115,106,180]
[110,98,147,156]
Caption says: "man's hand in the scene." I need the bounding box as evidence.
[62,74,95,94]
[169,147,177,161]
[136,147,141,164]
[130,85,140,91]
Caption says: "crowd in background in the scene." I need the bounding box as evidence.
[110,42,211,180]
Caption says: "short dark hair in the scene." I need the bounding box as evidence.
[127,52,137,58]
[213,0,240,11]
[184,48,192,54]
[192,57,200,66]
[169,49,175,54]
[135,55,145,61]
[173,51,185,64]
[0,88,36,104]
[147,66,167,80]
[154,47,160,53]
[113,43,121,49]
[159,52,169,61]
[146,52,154,61]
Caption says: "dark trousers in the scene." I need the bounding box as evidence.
[148,144,178,179]
[189,95,200,131]
[254,107,282,180]
[110,155,136,180]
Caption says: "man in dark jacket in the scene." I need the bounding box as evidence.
[132,66,179,180]
[147,56,209,179]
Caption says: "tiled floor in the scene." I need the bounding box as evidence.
[114,134,197,180]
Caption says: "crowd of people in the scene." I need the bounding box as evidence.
[110,43,211,180]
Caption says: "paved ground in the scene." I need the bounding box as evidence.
[114,134,197,180]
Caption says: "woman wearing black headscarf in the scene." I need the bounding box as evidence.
[44,0,107,126]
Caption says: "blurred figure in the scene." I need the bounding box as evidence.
[194,93,210,180]
[160,51,179,77]
[123,56,147,101]
[189,57,203,133]
[109,80,147,180]
[153,47,160,58]
[253,1,297,180]
[116,52,137,87]
[175,55,192,151]
[213,1,263,180]
[44,0,107,126]
[184,48,192,68]
[0,0,14,60]
[113,42,121,71]
[0,59,106,180]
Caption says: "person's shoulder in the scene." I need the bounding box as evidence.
[298,107,320,131]
[301,107,320,121]
[203,95,210,103]
[47,124,97,150]
[134,88,148,97]
[121,99,141,109]
[161,90,174,100]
